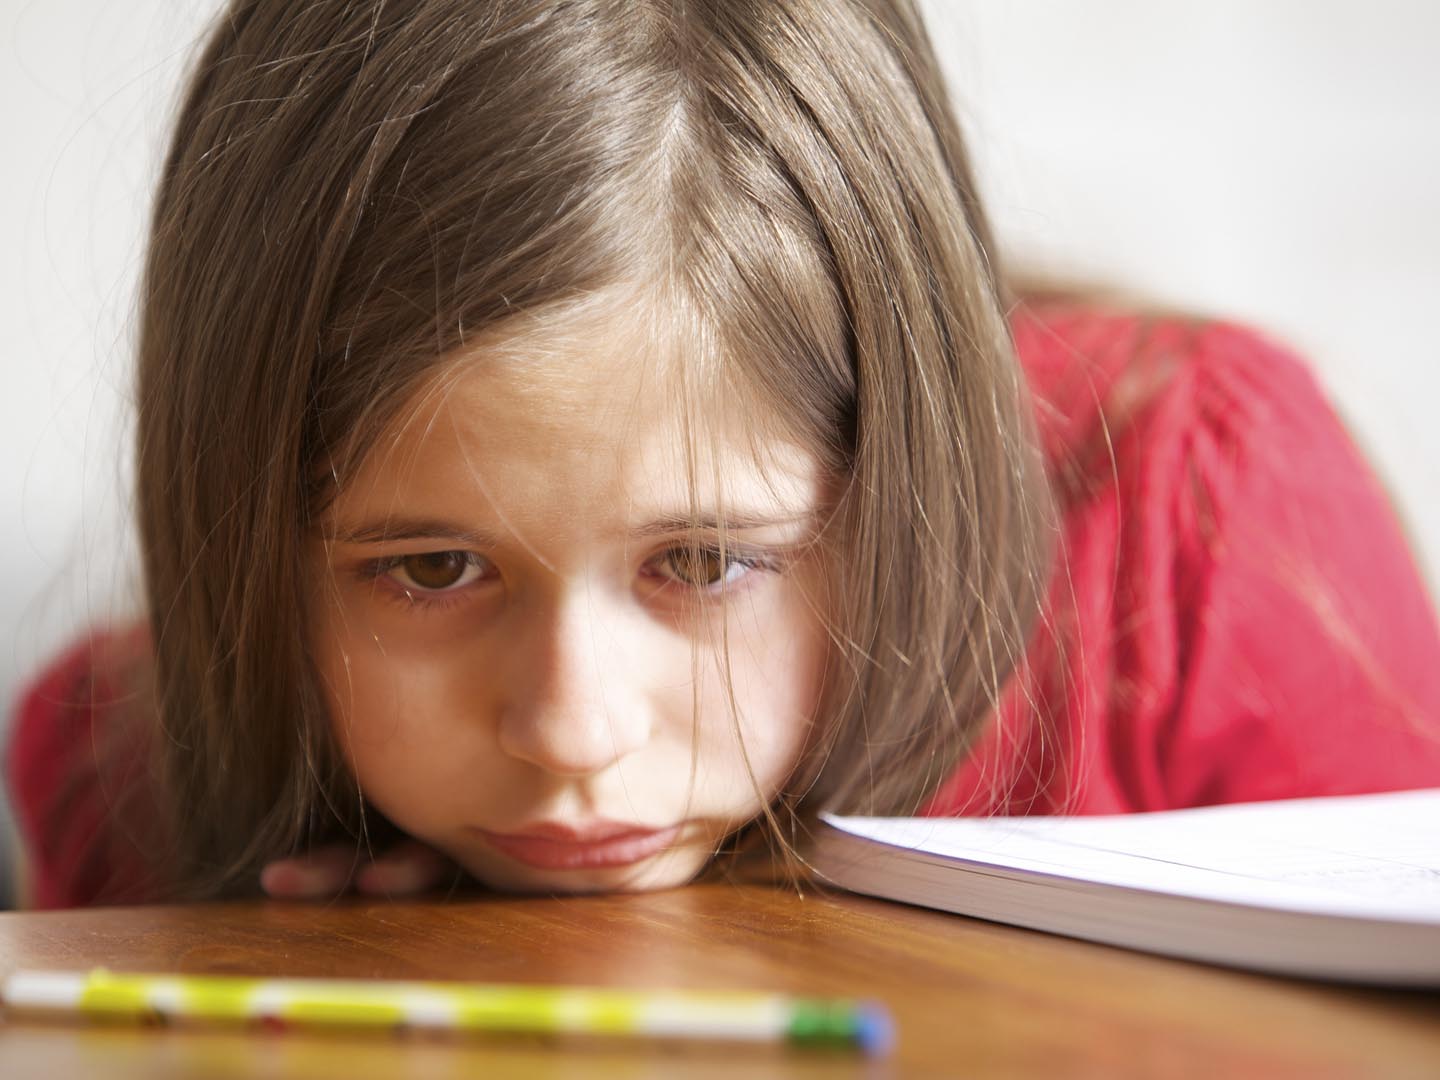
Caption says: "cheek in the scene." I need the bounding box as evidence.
[307,588,458,784]
[702,581,831,789]
[306,608,493,843]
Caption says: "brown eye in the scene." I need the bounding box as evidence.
[398,551,472,591]
[659,546,753,589]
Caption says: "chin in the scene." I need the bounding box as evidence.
[462,846,710,896]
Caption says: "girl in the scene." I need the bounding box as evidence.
[10,0,1440,908]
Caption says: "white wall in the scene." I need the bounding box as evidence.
[4,1,1438,811]
[2,1,221,896]
[927,0,1440,589]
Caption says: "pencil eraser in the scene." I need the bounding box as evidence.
[854,1001,895,1057]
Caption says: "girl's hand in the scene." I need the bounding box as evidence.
[259,840,455,900]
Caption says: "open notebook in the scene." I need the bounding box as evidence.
[813,788,1440,985]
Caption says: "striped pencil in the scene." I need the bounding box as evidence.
[1,969,893,1057]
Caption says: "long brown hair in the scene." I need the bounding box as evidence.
[134,0,1053,899]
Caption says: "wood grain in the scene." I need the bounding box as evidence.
[1,884,1436,1077]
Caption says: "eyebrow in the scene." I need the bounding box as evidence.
[325,511,817,546]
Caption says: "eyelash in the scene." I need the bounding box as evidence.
[354,545,777,613]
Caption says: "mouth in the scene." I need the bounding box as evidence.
[474,822,684,870]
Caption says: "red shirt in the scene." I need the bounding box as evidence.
[928,302,1440,815]
[7,627,156,908]
[10,303,1440,907]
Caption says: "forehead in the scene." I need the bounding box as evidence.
[326,299,828,536]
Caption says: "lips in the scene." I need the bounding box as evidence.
[476,822,683,870]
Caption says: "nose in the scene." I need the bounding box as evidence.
[495,590,654,777]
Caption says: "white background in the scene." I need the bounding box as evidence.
[3,1,1438,866]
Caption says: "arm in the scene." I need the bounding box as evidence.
[1155,326,1440,803]
[5,632,150,908]
[928,309,1440,817]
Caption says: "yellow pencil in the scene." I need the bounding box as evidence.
[1,968,893,1056]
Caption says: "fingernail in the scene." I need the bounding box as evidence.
[260,862,297,895]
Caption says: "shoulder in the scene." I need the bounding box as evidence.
[1004,297,1440,809]
[1009,297,1334,492]
[9,630,136,790]
[10,627,150,752]
[6,625,158,908]
[1009,296,1404,580]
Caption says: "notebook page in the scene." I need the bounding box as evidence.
[820,788,1440,922]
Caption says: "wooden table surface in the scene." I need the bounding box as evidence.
[0,883,1436,1078]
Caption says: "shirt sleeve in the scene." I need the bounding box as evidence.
[1150,323,1440,805]
[926,309,1440,819]
[5,630,157,908]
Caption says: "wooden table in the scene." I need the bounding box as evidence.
[1,883,1436,1077]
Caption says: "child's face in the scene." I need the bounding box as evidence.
[308,311,833,893]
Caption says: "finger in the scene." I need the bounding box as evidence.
[260,846,359,899]
[355,842,452,896]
